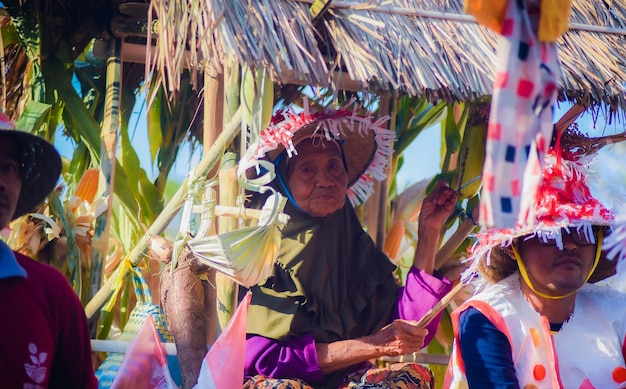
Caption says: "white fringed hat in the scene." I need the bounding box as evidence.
[603,214,626,268]
[468,144,617,283]
[240,99,395,206]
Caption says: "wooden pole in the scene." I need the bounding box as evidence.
[202,71,224,345]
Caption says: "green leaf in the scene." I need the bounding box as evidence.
[442,105,462,154]
[147,88,164,165]
[118,275,133,331]
[15,101,52,136]
[426,170,456,194]
[43,55,101,160]
[0,21,20,47]
[427,309,453,389]
[394,97,446,155]
[137,170,163,219]
[5,1,40,60]
[241,66,274,144]
[119,123,141,193]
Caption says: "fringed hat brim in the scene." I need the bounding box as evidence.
[474,225,617,284]
[0,129,61,219]
[244,99,395,206]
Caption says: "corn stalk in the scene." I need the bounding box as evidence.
[216,155,239,334]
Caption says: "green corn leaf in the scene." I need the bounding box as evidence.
[426,170,456,194]
[0,18,20,47]
[442,104,462,154]
[223,61,241,123]
[241,66,274,145]
[118,275,133,331]
[43,55,101,161]
[147,88,163,165]
[394,97,446,155]
[15,101,51,136]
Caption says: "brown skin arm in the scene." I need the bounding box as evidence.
[414,181,458,274]
[315,320,428,374]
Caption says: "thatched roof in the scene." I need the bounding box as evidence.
[149,0,626,110]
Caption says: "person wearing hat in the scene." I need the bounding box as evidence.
[444,145,626,388]
[238,101,456,388]
[0,113,98,388]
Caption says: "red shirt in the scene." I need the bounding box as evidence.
[0,250,98,388]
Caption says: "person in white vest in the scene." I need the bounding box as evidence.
[444,142,626,388]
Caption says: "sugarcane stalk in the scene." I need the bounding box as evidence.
[85,108,242,320]
[200,68,224,351]
[414,281,465,328]
[434,217,476,270]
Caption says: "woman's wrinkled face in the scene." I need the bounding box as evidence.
[514,229,597,297]
[286,139,348,217]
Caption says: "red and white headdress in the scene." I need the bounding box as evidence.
[466,144,616,280]
[604,214,626,267]
[238,98,395,206]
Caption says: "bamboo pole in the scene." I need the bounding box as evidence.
[202,71,224,346]
[415,281,465,328]
[91,339,177,356]
[89,39,121,334]
[91,339,453,366]
[434,218,476,269]
[85,108,242,320]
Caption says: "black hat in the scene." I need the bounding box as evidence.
[0,113,62,220]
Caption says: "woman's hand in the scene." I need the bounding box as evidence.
[418,180,458,232]
[413,181,457,273]
[366,319,428,357]
[315,319,428,374]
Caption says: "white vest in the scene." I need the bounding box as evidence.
[445,274,626,388]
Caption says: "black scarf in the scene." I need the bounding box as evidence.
[246,200,400,387]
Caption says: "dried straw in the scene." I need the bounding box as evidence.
[148,0,626,109]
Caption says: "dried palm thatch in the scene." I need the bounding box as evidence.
[147,0,626,111]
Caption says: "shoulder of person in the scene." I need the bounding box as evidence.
[14,251,73,288]
[580,282,626,301]
[472,274,519,301]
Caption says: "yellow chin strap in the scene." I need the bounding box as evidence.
[511,229,603,300]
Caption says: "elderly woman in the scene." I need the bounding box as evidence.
[444,147,626,388]
[239,102,456,388]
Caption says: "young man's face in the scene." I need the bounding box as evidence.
[0,137,22,229]
[514,228,598,297]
